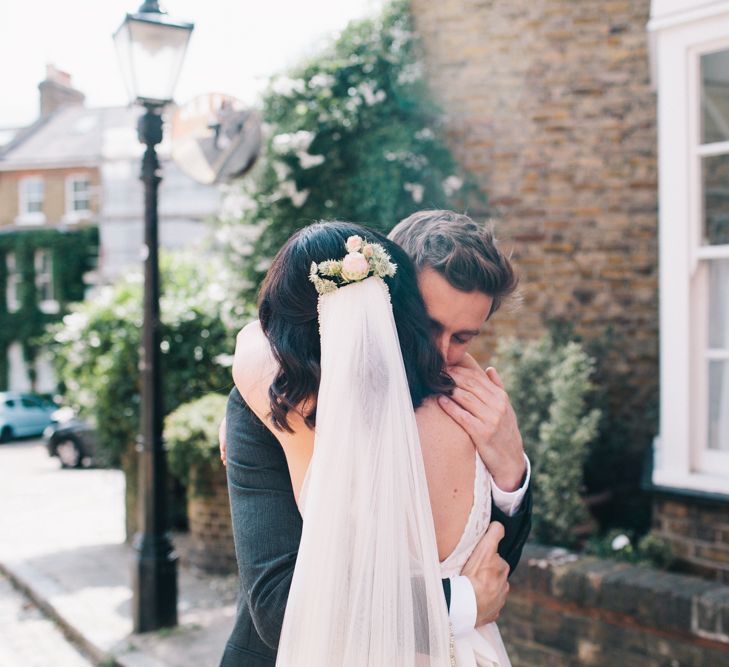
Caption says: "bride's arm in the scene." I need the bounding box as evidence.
[233,321,315,503]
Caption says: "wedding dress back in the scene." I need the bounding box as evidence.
[440,452,513,667]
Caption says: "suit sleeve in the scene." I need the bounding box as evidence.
[491,481,532,578]
[225,387,303,649]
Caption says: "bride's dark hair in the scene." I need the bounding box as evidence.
[258,221,454,432]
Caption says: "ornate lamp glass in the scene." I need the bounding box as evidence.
[113,1,194,107]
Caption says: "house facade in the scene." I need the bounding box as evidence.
[410,0,729,580]
[0,67,221,393]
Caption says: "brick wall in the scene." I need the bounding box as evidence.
[653,496,729,585]
[501,543,729,665]
[185,465,236,575]
[410,0,659,519]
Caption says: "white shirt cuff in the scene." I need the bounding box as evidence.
[448,575,477,637]
[491,452,531,517]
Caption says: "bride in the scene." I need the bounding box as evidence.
[234,221,513,666]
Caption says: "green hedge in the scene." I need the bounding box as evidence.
[49,252,237,466]
[0,225,98,390]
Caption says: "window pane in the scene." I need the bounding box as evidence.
[701,49,729,145]
[20,178,43,215]
[709,259,729,349]
[708,360,729,451]
[703,153,729,245]
[71,178,90,211]
[34,250,54,302]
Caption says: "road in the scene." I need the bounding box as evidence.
[0,437,124,666]
[0,572,93,667]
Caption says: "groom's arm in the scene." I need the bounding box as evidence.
[492,453,532,576]
[225,387,457,649]
[225,386,303,649]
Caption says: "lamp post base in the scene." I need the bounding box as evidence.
[132,532,179,632]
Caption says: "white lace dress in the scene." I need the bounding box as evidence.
[439,452,513,667]
[299,450,512,666]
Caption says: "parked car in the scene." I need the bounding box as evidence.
[0,392,57,442]
[44,409,99,469]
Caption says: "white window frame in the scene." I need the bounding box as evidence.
[651,6,729,496]
[34,249,58,315]
[690,41,729,475]
[5,253,21,313]
[63,173,92,223]
[16,176,45,225]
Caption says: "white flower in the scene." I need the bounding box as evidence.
[404,182,424,203]
[310,73,335,89]
[214,353,234,368]
[273,160,291,182]
[297,151,325,169]
[442,175,463,197]
[346,235,363,252]
[341,252,370,281]
[397,61,424,85]
[611,534,631,551]
[272,130,314,155]
[358,81,386,106]
[279,180,309,207]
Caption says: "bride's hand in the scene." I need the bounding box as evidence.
[461,521,510,626]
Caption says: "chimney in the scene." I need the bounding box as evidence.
[38,65,85,117]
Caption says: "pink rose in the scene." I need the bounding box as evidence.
[346,235,363,253]
[341,252,370,281]
[362,244,374,259]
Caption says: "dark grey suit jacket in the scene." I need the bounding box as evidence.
[220,387,532,666]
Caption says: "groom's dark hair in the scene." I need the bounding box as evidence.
[389,210,518,318]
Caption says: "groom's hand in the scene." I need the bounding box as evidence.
[461,521,510,625]
[438,354,525,491]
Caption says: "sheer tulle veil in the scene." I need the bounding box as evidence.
[275,276,452,666]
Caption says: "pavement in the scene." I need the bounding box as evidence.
[0,438,239,667]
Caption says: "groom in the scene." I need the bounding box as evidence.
[219,210,532,666]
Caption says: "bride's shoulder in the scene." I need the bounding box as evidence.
[416,396,472,451]
[233,320,278,409]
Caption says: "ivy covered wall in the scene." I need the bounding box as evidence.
[0,225,99,391]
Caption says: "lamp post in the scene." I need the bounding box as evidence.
[113,1,194,633]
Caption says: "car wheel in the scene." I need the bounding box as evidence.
[56,437,83,469]
[0,426,13,443]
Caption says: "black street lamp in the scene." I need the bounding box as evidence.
[113,0,194,633]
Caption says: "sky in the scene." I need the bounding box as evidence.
[0,0,385,128]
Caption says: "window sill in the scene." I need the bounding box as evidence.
[650,469,729,499]
[14,214,46,226]
[62,211,93,225]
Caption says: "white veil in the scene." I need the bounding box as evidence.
[276,276,452,666]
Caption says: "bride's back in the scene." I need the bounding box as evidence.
[235,320,477,562]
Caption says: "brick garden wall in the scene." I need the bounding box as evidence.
[501,543,729,666]
[410,0,659,514]
[185,465,237,575]
[653,496,729,585]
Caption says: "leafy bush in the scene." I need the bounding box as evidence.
[165,393,228,493]
[495,334,602,548]
[50,252,238,467]
[218,0,479,295]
